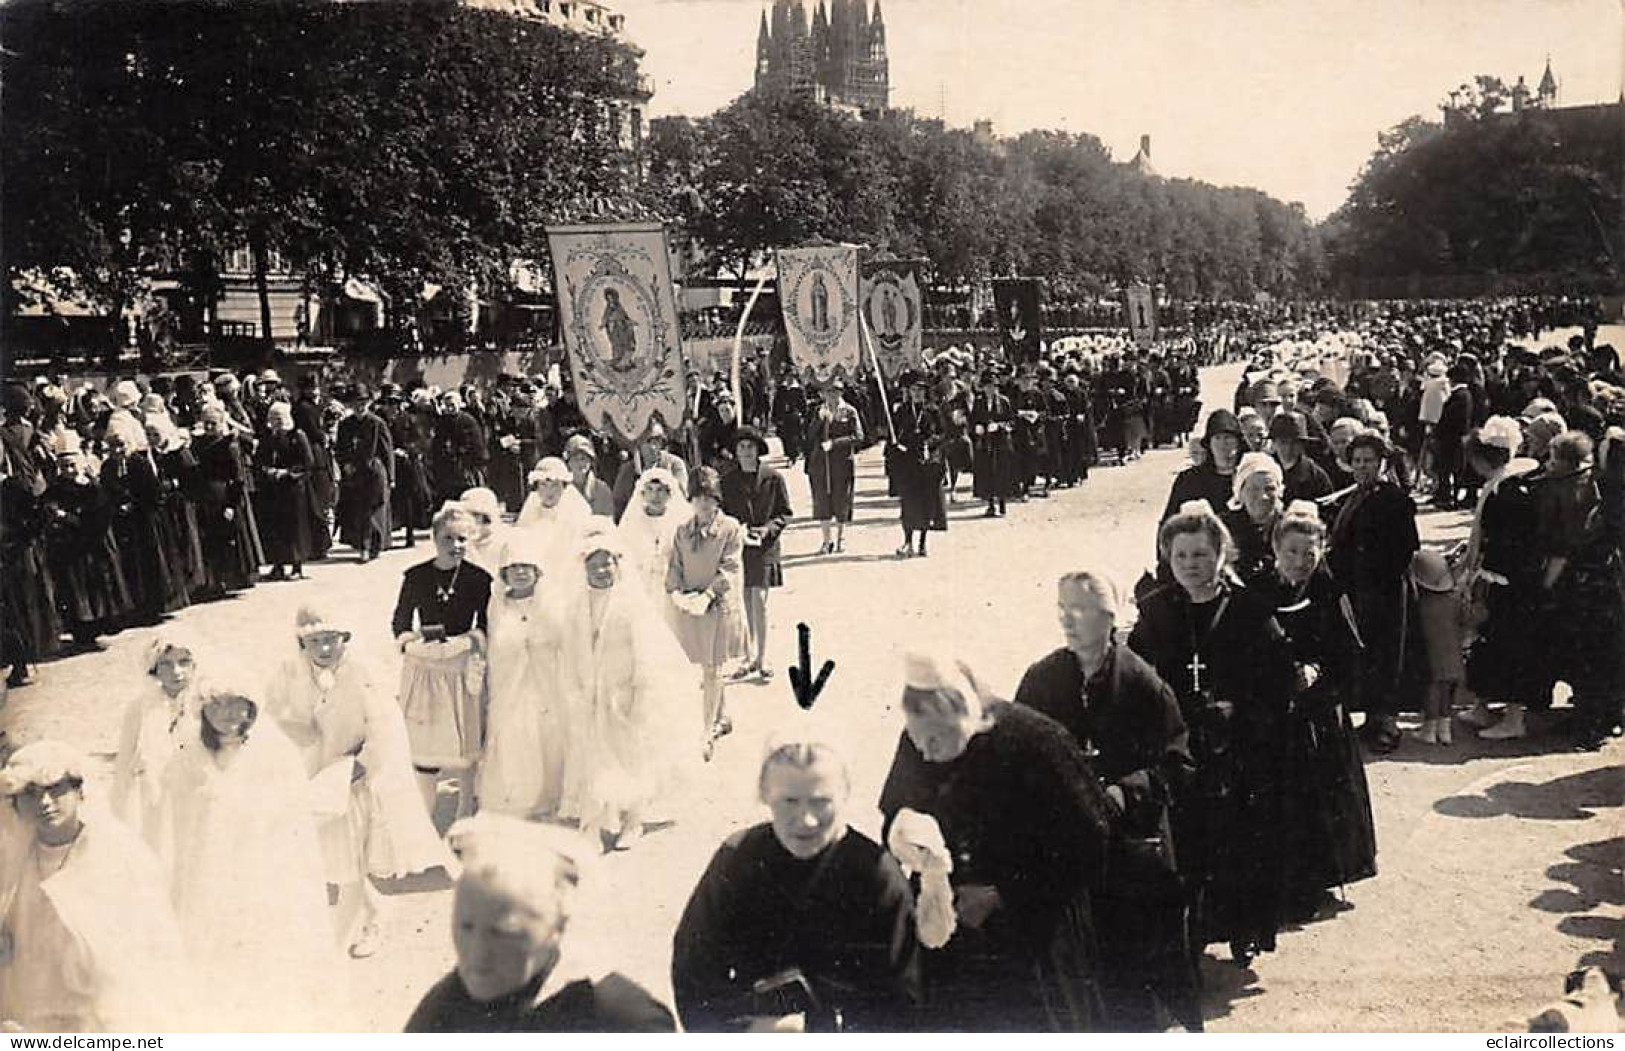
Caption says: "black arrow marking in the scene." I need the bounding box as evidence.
[787,622,835,711]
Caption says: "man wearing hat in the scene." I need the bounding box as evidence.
[1270,411,1334,503]
[771,368,808,466]
[431,389,490,507]
[610,422,690,523]
[1431,363,1475,509]
[890,370,948,558]
[334,384,396,561]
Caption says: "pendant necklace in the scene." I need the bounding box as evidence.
[34,835,78,880]
[434,562,463,606]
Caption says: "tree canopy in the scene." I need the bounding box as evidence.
[2,0,644,321]
[1325,85,1621,291]
[648,91,1325,300]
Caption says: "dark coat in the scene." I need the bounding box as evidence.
[720,465,792,589]
[1014,643,1202,1029]
[878,703,1113,1032]
[671,824,921,1032]
[1250,568,1378,897]
[1126,582,1296,951]
[404,972,674,1033]
[335,410,395,550]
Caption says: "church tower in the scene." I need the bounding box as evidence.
[756,0,888,112]
[755,10,772,86]
[1537,56,1558,107]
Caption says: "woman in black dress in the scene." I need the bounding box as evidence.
[719,427,792,682]
[969,371,1016,518]
[99,415,181,625]
[42,433,133,648]
[1252,501,1377,915]
[878,652,1115,1031]
[193,405,262,595]
[1220,452,1285,585]
[1127,500,1295,965]
[392,502,493,818]
[1325,431,1420,753]
[891,372,948,559]
[1,441,61,686]
[674,735,921,1032]
[144,416,209,600]
[254,402,322,581]
[805,382,864,554]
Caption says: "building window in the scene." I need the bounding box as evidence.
[585,5,597,21]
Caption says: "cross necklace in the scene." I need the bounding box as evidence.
[1187,593,1230,696]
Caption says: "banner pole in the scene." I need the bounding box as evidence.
[732,271,771,418]
[858,311,896,442]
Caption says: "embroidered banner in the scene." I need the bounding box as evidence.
[546,223,687,441]
[859,257,924,378]
[992,278,1043,364]
[777,244,861,381]
[1124,282,1159,345]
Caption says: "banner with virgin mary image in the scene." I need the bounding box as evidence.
[777,244,861,381]
[993,277,1043,364]
[546,222,687,441]
[859,257,924,378]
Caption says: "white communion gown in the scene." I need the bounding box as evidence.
[557,578,700,828]
[163,723,345,1031]
[478,587,570,817]
[617,498,689,616]
[515,486,592,584]
[264,655,454,884]
[109,679,206,869]
[0,804,201,1032]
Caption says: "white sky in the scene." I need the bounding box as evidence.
[616,0,1623,219]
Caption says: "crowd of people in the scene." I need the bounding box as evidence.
[0,293,1619,1033]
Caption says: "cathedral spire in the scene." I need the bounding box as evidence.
[1537,55,1558,105]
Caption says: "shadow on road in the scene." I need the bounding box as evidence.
[1198,954,1264,1025]
[1432,766,1624,821]
[1533,836,1625,973]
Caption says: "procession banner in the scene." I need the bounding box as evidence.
[1125,282,1158,345]
[776,244,861,381]
[992,277,1043,364]
[859,257,925,378]
[545,222,687,441]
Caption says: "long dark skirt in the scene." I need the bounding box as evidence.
[1466,581,1546,706]
[1279,693,1378,900]
[255,475,320,566]
[972,443,1016,501]
[337,461,393,554]
[1550,563,1625,729]
[807,452,855,523]
[50,533,133,633]
[925,893,1102,1032]
[2,542,61,664]
[197,496,260,593]
[393,453,434,533]
[110,509,178,623]
[161,494,209,599]
[899,459,948,532]
[1173,721,1285,952]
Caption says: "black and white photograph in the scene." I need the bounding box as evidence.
[0,0,1621,1035]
